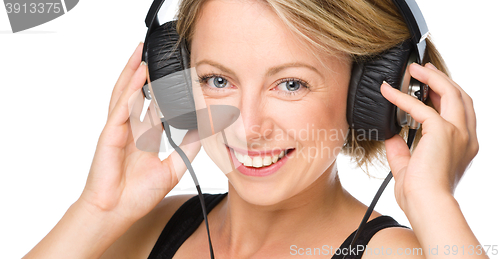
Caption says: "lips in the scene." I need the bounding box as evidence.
[225,145,294,177]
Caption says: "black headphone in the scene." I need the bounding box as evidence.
[140,1,429,258]
[141,0,429,141]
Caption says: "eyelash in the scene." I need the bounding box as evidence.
[274,77,310,96]
[197,73,228,90]
[196,73,311,96]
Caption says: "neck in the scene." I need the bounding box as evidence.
[214,162,355,257]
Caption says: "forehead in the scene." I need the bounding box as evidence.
[190,0,344,72]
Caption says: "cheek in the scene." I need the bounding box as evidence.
[272,91,348,137]
[273,91,349,166]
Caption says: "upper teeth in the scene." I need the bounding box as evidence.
[233,149,285,168]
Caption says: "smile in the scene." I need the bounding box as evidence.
[225,145,295,177]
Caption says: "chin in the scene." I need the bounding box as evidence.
[227,174,299,206]
[224,161,327,207]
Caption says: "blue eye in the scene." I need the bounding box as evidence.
[210,76,228,88]
[279,80,301,91]
[197,74,310,98]
[276,79,309,94]
[197,74,230,91]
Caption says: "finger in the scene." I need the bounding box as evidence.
[425,64,478,153]
[107,62,147,128]
[409,63,466,127]
[428,88,441,113]
[456,89,478,157]
[424,63,461,92]
[108,43,144,115]
[385,134,411,180]
[381,82,440,126]
[425,63,477,130]
[162,129,202,183]
[460,90,478,149]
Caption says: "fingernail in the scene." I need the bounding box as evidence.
[381,81,392,91]
[426,62,438,71]
[140,61,147,66]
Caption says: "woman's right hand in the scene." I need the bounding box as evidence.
[78,43,201,225]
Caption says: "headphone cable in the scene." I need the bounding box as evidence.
[162,120,216,259]
[341,128,417,259]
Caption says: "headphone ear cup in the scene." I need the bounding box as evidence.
[146,20,198,130]
[347,39,413,141]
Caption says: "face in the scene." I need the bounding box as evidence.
[190,0,351,205]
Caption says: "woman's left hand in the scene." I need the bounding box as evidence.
[380,63,479,212]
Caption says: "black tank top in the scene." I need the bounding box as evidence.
[148,193,409,259]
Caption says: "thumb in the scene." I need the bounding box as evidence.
[162,129,202,184]
[385,134,411,180]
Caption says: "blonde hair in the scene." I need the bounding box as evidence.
[175,0,449,173]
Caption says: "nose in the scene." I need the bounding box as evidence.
[231,85,274,146]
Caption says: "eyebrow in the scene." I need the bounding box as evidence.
[194,59,322,78]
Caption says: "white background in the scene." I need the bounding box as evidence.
[1,0,499,258]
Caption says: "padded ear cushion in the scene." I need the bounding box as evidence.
[146,20,198,130]
[347,39,413,141]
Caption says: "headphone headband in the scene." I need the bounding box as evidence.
[391,0,429,62]
[145,0,167,29]
[142,0,172,62]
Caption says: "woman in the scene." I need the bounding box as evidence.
[24,0,483,258]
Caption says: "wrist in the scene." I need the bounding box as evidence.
[402,187,455,212]
[76,190,139,227]
[402,188,459,225]
[72,197,135,235]
[399,189,486,259]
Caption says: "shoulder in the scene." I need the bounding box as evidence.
[361,226,425,259]
[100,194,196,259]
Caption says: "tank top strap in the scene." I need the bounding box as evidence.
[331,215,410,259]
[148,192,228,259]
